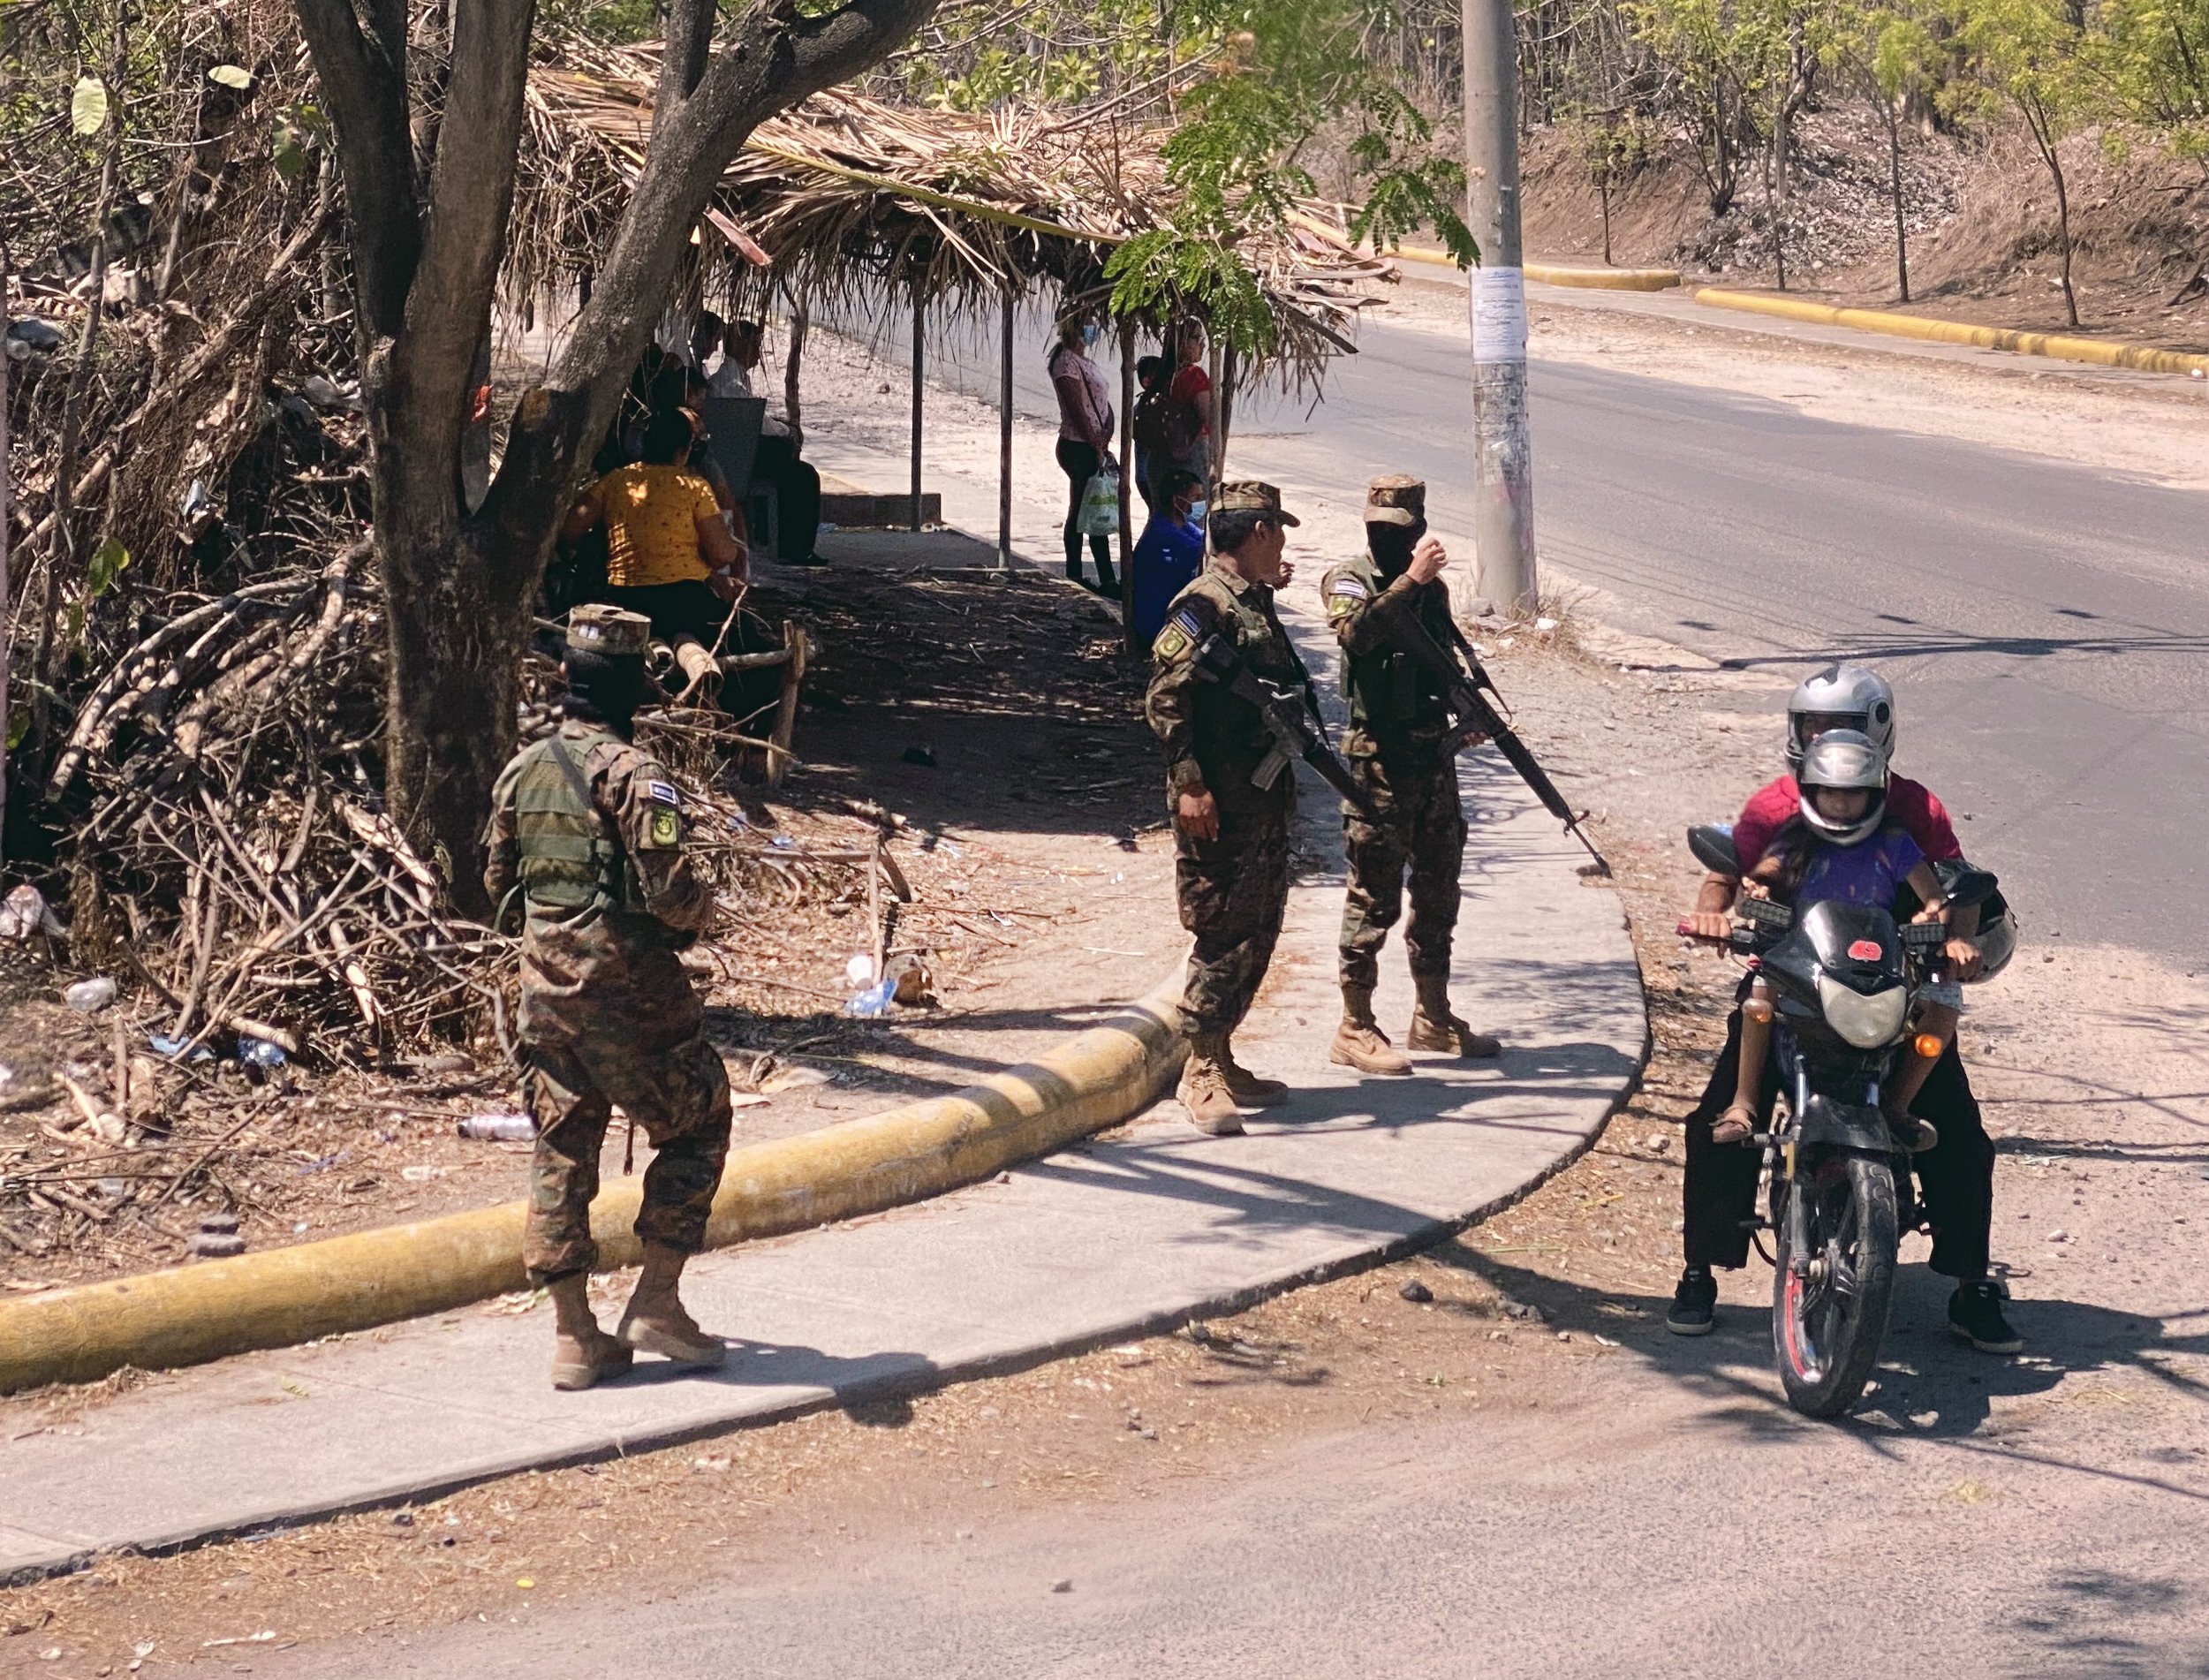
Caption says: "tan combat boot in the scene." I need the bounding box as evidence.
[548,1273,634,1392]
[1177,1033,1247,1136]
[1408,974,1502,1059]
[617,1242,728,1368]
[1219,1033,1289,1108]
[1330,984,1413,1076]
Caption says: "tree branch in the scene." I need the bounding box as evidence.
[390,0,537,494]
[661,0,719,112]
[293,0,420,342]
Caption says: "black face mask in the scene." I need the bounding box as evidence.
[1367,521,1425,573]
[562,650,648,732]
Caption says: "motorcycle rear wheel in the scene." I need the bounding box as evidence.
[1772,1153,1898,1419]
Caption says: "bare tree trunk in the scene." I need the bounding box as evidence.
[1881,96,1910,302]
[782,284,808,458]
[296,0,940,906]
[2023,100,2080,328]
[1598,173,1614,266]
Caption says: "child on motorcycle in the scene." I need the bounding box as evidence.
[1712,730,1957,1147]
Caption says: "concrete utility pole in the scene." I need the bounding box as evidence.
[1462,0,1538,615]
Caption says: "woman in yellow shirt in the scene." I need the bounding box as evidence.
[565,409,745,610]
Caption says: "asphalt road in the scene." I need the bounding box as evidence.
[894,293,2209,965]
[283,1272,2209,1679]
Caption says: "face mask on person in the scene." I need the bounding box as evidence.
[1081,323,1101,349]
[1185,499,1207,524]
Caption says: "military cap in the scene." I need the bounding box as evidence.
[1214,480,1301,526]
[1365,474,1426,526]
[566,604,653,658]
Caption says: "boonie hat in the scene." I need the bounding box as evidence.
[1365,474,1426,526]
[1214,480,1301,526]
[566,604,653,659]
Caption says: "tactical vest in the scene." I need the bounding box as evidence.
[510,730,627,912]
[1339,562,1452,738]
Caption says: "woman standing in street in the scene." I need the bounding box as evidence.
[1048,314,1119,597]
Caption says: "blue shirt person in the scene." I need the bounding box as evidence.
[1129,467,1207,650]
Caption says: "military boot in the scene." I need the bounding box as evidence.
[1408,974,1502,1059]
[548,1273,634,1392]
[1177,1033,1246,1136]
[1219,1033,1289,1108]
[617,1243,728,1368]
[1330,984,1413,1076]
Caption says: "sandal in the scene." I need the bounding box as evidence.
[1710,1103,1758,1146]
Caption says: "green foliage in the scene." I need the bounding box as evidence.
[2093,0,2209,155]
[901,0,1474,349]
[87,537,132,599]
[70,73,110,136]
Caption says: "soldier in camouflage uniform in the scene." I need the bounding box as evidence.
[1321,476,1502,1074]
[483,606,733,1390]
[1146,481,1312,1136]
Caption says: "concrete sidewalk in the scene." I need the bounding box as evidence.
[0,393,1645,1585]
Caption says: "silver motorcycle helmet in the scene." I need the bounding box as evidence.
[1797,729,1888,846]
[1786,663,1896,771]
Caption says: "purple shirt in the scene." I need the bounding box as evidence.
[1794,826,1925,912]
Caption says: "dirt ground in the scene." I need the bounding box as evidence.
[0,556,1173,1292]
[12,561,2207,1672]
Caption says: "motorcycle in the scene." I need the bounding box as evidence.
[1678,826,2002,1418]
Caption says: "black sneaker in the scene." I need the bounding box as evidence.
[1948,1281,2024,1354]
[1666,1267,1718,1336]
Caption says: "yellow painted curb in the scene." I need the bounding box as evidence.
[1694,287,2209,379]
[1384,245,1683,291]
[0,978,1187,1393]
[1524,262,1682,291]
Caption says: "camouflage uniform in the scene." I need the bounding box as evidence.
[483,616,730,1285]
[1322,480,1467,992]
[1145,496,1312,1040]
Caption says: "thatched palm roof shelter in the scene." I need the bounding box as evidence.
[512,43,1395,603]
[516,44,1391,377]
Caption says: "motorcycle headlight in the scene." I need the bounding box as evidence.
[1815,975,1908,1048]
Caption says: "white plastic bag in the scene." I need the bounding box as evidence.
[1079,468,1121,539]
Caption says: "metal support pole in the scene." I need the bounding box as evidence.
[910,284,925,534]
[1117,320,1136,653]
[998,288,1014,571]
[1463,0,1538,616]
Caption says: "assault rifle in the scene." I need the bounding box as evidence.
[1191,630,1381,823]
[1373,606,1613,876]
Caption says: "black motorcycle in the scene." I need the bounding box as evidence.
[1680,827,2001,1418]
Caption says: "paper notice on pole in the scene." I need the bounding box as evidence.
[1468,266,1528,365]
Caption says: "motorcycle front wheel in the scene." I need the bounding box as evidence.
[1772,1152,1898,1419]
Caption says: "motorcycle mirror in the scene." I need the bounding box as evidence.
[1936,860,2001,910]
[1686,823,1740,878]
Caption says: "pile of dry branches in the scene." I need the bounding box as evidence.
[46,550,522,1068]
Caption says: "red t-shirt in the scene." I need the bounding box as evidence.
[1732,773,1961,872]
[1168,363,1212,438]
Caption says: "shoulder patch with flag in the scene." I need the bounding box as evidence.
[647,781,682,808]
[1153,603,1207,663]
[1327,573,1370,619]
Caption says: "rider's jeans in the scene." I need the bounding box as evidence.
[1682,990,1995,1279]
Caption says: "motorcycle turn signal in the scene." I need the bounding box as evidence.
[1912,1032,1944,1060]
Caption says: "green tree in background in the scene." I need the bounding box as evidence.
[1951,0,2095,325]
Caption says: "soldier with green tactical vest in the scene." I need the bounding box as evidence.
[483,605,732,1391]
[1320,475,1502,1075]
[1146,481,1311,1135]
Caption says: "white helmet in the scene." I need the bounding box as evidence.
[1798,729,1888,846]
[1787,663,1895,772]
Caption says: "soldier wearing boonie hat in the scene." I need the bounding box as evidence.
[482,606,733,1393]
[1320,474,1502,1075]
[1145,478,1312,1135]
